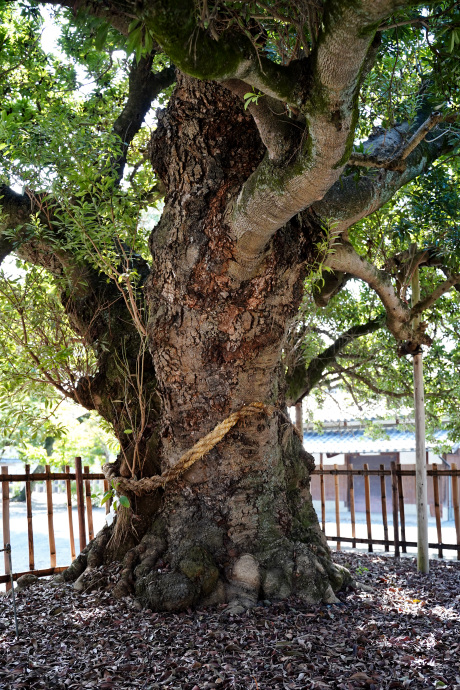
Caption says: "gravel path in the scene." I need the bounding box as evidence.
[0,552,459,689]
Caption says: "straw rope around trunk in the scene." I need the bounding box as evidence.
[104,401,294,496]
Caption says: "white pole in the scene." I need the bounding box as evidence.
[412,267,429,573]
[295,402,303,437]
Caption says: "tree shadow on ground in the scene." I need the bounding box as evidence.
[0,552,458,689]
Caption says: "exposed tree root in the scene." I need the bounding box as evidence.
[59,433,351,611]
[58,507,350,612]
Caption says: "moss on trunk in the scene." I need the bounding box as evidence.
[63,72,350,610]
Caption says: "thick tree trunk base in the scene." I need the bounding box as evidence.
[62,426,350,612]
[62,516,349,612]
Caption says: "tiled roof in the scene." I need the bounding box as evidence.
[0,457,21,464]
[303,427,452,454]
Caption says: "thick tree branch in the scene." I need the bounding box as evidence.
[112,56,175,181]
[286,314,385,405]
[411,274,460,317]
[43,0,132,36]
[314,113,459,234]
[384,245,435,274]
[227,1,417,277]
[223,79,304,162]
[324,240,424,346]
[0,183,150,349]
[44,0,307,106]
[0,185,34,263]
[139,0,304,106]
[322,240,450,352]
[348,111,460,171]
[313,271,351,307]
[441,267,460,295]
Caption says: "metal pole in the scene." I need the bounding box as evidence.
[412,267,429,573]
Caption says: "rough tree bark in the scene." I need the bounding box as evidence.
[75,74,346,612]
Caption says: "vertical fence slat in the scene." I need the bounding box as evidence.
[397,460,407,554]
[25,464,35,571]
[334,463,340,550]
[349,464,356,549]
[363,463,372,553]
[45,464,56,568]
[75,457,87,551]
[103,479,111,514]
[65,466,76,561]
[320,455,325,533]
[84,465,94,541]
[380,464,389,552]
[391,461,400,558]
[2,467,11,591]
[432,463,443,559]
[451,463,460,561]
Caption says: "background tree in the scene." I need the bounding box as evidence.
[286,163,460,444]
[1,0,460,612]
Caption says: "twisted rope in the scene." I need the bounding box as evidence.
[107,402,277,496]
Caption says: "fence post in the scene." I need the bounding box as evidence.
[380,464,389,552]
[320,455,325,533]
[25,464,35,570]
[432,463,443,559]
[349,464,356,549]
[391,461,400,558]
[75,457,87,551]
[65,466,76,560]
[363,463,373,553]
[45,465,56,567]
[84,465,94,541]
[2,467,11,591]
[103,478,112,514]
[451,463,460,561]
[334,463,340,550]
[397,458,407,553]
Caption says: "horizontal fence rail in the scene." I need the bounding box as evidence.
[311,461,460,559]
[1,457,108,590]
[2,458,460,589]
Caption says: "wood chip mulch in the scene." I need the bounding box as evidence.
[0,552,459,689]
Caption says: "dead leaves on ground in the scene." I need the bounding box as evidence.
[0,553,459,689]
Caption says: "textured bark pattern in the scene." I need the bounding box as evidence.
[100,74,350,612]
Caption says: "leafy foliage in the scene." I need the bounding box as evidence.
[291,162,460,442]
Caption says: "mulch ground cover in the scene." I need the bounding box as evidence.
[0,551,459,689]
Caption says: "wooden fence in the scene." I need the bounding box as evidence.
[1,457,108,590]
[311,461,460,559]
[2,459,460,590]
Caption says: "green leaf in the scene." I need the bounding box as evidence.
[95,23,110,51]
[119,495,130,508]
[100,491,112,506]
[128,18,141,33]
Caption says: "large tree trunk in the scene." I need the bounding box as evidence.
[132,74,347,611]
[65,74,349,610]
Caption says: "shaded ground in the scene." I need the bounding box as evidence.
[0,552,459,689]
